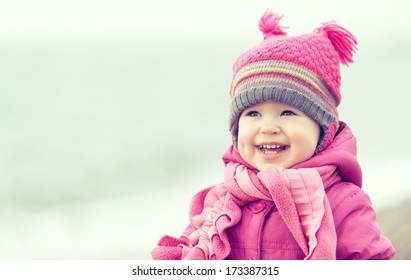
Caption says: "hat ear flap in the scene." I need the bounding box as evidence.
[259,10,288,39]
[315,22,358,66]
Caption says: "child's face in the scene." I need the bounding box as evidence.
[237,101,320,171]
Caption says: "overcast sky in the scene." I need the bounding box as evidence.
[0,0,410,49]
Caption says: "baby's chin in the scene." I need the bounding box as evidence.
[256,163,290,172]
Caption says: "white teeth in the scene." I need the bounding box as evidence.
[258,144,288,154]
[260,145,281,149]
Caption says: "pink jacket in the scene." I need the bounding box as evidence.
[178,123,395,259]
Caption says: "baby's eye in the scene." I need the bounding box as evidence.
[245,110,261,117]
[281,110,296,116]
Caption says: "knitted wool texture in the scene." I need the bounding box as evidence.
[229,11,357,153]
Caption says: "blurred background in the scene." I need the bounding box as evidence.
[0,0,410,259]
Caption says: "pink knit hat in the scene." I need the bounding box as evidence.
[229,10,357,153]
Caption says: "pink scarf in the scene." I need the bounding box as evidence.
[152,146,340,260]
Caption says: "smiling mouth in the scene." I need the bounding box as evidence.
[257,144,289,154]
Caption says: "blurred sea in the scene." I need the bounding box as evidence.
[1,44,410,259]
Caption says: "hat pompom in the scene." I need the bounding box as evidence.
[315,22,358,66]
[259,10,287,39]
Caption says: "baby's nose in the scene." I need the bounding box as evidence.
[260,120,281,134]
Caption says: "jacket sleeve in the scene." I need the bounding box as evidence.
[328,182,395,260]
